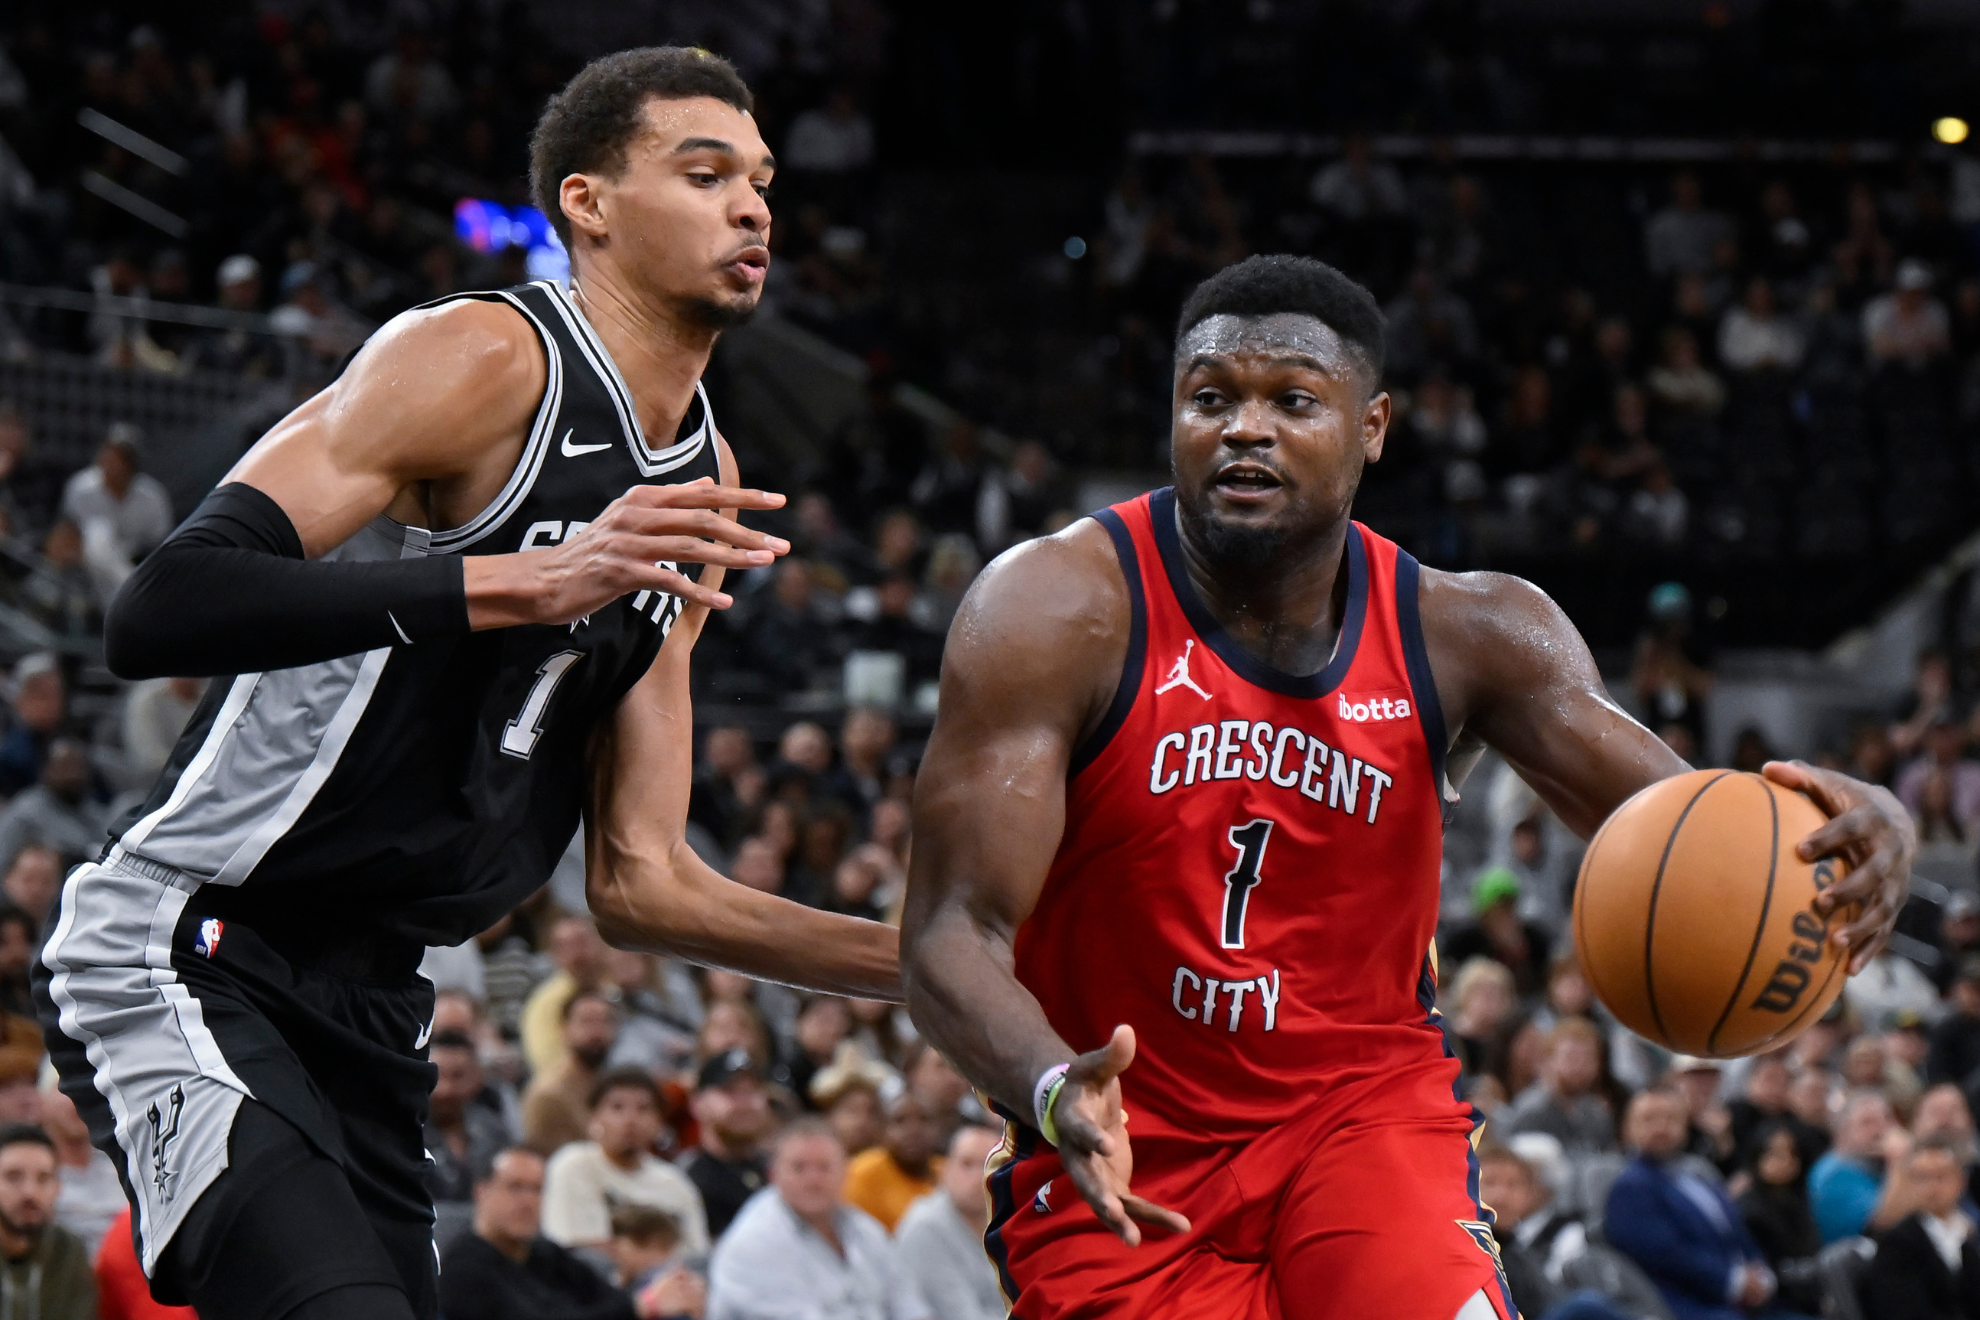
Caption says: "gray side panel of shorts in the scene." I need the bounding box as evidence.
[40,858,249,1272]
[114,517,424,884]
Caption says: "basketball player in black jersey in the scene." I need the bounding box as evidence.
[33,49,892,1320]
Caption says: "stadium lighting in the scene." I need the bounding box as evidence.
[1934,116,1970,144]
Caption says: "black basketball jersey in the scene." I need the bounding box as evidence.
[110,280,721,947]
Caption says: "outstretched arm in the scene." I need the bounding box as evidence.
[1424,569,1915,971]
[903,522,1188,1245]
[106,298,785,678]
[584,437,900,1001]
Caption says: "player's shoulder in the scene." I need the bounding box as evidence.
[1417,564,1572,647]
[345,293,545,410]
[941,515,1129,695]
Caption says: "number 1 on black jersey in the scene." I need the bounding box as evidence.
[1221,818,1275,949]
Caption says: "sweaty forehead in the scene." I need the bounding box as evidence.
[1176,312,1362,377]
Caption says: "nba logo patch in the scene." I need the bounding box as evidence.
[1033,1180,1055,1214]
[193,918,224,959]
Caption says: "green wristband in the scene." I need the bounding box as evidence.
[1040,1072,1068,1147]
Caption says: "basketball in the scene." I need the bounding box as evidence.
[1574,770,1856,1059]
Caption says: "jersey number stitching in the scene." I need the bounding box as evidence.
[1221,818,1275,949]
[501,651,584,760]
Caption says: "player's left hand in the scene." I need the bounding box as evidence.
[1054,1025,1192,1247]
[1763,760,1916,975]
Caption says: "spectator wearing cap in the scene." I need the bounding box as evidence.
[679,1050,774,1237]
[1860,1136,1980,1320]
[843,1085,943,1233]
[896,1124,1005,1320]
[1439,869,1553,998]
[543,1068,709,1260]
[59,423,173,567]
[522,991,619,1154]
[707,1119,929,1320]
[1605,1090,1801,1320]
[1500,1018,1617,1155]
[0,655,66,797]
[0,739,109,876]
[440,1146,680,1320]
[0,1124,94,1320]
[1864,258,1952,367]
[185,254,284,378]
[426,1029,513,1250]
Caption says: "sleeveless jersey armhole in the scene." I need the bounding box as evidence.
[1068,508,1147,779]
[1392,549,1449,797]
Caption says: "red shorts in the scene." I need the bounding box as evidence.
[985,1064,1517,1320]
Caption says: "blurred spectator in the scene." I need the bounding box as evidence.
[0,741,110,874]
[521,990,619,1155]
[1669,1056,1736,1172]
[843,1087,942,1233]
[1729,1054,1827,1174]
[23,521,105,643]
[848,575,945,691]
[1443,956,1517,1090]
[427,1029,513,1251]
[1383,267,1479,382]
[438,1146,656,1320]
[0,909,35,1022]
[185,254,284,377]
[522,916,613,1077]
[607,1205,703,1314]
[1646,173,1735,279]
[706,1120,928,1320]
[1733,1122,1824,1315]
[783,90,875,174]
[0,1125,93,1319]
[1501,1018,1617,1155]
[1605,1090,1792,1320]
[602,950,701,1080]
[39,1082,118,1256]
[543,1068,709,1259]
[1717,279,1804,374]
[1441,868,1552,997]
[1864,259,1952,368]
[1646,326,1725,416]
[811,1047,891,1157]
[1898,719,1980,830]
[745,561,834,693]
[896,1125,1005,1320]
[978,440,1069,549]
[1629,583,1712,762]
[787,995,853,1107]
[1860,1136,1980,1320]
[690,726,763,848]
[1936,897,1980,994]
[1893,649,1956,761]
[1844,950,1948,1032]
[903,1044,972,1147]
[1914,1083,1980,1205]
[119,677,204,783]
[1930,958,1980,1089]
[2,846,60,929]
[0,655,67,797]
[1477,1139,1661,1320]
[1308,137,1406,222]
[680,1050,775,1238]
[94,1204,194,1319]
[1809,1090,1903,1243]
[59,425,172,570]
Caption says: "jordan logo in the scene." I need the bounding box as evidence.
[1155,640,1213,701]
[148,1084,186,1202]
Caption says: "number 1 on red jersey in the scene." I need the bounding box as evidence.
[1221,819,1275,949]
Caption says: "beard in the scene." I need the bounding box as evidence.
[1175,484,1298,576]
[573,1042,612,1072]
[681,292,758,331]
[0,1205,45,1243]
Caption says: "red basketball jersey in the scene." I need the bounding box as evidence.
[1013,488,1459,1146]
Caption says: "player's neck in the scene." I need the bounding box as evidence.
[1175,509,1351,677]
[569,267,714,446]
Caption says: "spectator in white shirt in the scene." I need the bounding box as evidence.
[119,675,204,782]
[542,1068,709,1259]
[707,1120,928,1320]
[1718,277,1805,374]
[1863,258,1952,368]
[895,1125,1005,1320]
[59,424,173,568]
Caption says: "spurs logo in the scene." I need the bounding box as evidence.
[1155,640,1213,701]
[148,1085,186,1202]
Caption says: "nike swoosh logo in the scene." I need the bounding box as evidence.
[414,1019,433,1050]
[560,429,612,457]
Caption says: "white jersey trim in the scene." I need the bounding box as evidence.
[546,281,713,478]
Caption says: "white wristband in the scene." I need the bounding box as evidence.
[1032,1062,1071,1134]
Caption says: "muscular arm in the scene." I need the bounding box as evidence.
[903,524,1185,1242]
[1423,568,1914,967]
[105,299,784,677]
[583,437,900,1001]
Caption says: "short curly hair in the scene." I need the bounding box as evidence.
[1175,254,1386,386]
[529,46,754,248]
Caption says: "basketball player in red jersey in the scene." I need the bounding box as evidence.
[900,256,1914,1320]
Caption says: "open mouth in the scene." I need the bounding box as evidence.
[725,247,770,282]
[1212,463,1285,500]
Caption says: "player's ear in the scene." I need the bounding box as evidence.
[561,173,610,245]
[1361,390,1391,464]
